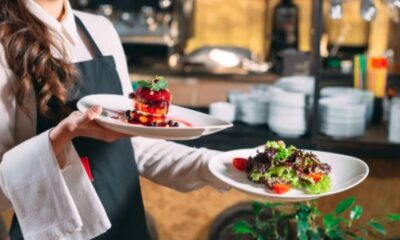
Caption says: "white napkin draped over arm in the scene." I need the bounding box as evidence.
[0,47,111,240]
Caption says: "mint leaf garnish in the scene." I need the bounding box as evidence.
[137,80,152,89]
[136,76,168,91]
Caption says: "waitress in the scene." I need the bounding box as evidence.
[0,0,229,239]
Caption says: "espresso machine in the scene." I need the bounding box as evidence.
[72,0,194,66]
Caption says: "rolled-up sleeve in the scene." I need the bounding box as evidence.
[132,137,230,192]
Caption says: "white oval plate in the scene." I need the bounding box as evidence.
[77,94,233,140]
[209,148,369,202]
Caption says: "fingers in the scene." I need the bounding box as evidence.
[75,105,102,126]
[65,105,131,142]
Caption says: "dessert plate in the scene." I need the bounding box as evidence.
[77,94,233,140]
[209,148,369,202]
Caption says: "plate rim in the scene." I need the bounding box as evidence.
[208,147,369,201]
[76,94,233,140]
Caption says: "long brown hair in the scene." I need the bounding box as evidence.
[0,0,78,120]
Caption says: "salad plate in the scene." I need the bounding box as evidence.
[208,147,369,202]
[77,94,233,140]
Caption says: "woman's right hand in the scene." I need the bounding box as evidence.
[49,106,129,167]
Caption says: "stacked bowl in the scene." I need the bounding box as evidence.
[319,96,367,139]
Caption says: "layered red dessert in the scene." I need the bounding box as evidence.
[126,76,177,127]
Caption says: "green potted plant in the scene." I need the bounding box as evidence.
[229,196,400,240]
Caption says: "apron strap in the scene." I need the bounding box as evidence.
[74,16,103,58]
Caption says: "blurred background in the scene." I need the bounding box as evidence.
[3,0,400,239]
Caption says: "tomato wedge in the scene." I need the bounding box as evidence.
[272,183,291,194]
[308,172,324,183]
[232,157,248,171]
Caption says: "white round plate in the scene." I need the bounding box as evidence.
[275,76,315,95]
[208,148,369,202]
[77,94,233,140]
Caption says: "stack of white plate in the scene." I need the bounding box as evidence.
[389,98,400,143]
[275,76,315,96]
[227,90,270,125]
[319,97,367,139]
[268,87,308,137]
[239,95,270,125]
[320,87,374,123]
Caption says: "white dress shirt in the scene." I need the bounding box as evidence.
[0,0,228,239]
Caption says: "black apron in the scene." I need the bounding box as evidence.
[9,16,148,240]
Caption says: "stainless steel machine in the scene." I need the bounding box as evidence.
[72,0,194,64]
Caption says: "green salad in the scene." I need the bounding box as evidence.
[236,141,332,194]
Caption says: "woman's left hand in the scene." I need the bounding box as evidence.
[49,106,130,167]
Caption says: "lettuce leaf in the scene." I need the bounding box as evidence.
[304,175,332,194]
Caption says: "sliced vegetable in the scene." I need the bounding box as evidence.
[308,172,324,183]
[272,183,292,194]
[232,157,248,171]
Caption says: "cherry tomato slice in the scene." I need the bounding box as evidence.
[232,157,248,171]
[308,172,324,183]
[272,183,291,194]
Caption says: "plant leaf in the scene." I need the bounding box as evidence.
[326,229,344,239]
[387,213,400,221]
[252,202,263,216]
[350,205,363,221]
[323,214,345,230]
[307,229,321,240]
[323,214,334,228]
[335,196,355,215]
[311,207,321,216]
[358,225,376,237]
[297,217,309,240]
[367,221,386,235]
[264,202,283,209]
[297,204,312,220]
[344,230,365,240]
[256,235,266,240]
[232,220,254,235]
